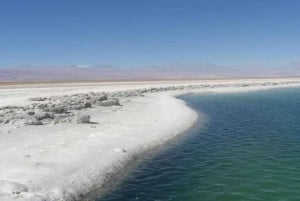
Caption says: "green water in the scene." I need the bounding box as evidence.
[98,87,300,201]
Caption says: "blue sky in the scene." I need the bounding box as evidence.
[0,0,300,68]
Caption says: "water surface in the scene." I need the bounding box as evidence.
[98,88,300,201]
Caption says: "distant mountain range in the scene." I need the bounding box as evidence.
[0,63,299,82]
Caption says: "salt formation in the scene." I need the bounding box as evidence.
[0,81,294,129]
[77,114,91,124]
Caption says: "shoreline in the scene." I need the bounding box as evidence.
[1,79,300,201]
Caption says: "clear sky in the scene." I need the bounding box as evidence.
[0,0,300,68]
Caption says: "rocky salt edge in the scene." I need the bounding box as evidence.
[1,79,300,201]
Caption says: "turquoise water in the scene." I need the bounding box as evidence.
[98,88,300,201]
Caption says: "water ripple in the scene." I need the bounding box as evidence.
[98,88,300,201]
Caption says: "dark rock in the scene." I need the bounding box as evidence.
[49,106,67,114]
[29,97,47,101]
[27,111,35,116]
[35,112,53,120]
[83,102,92,108]
[96,99,121,107]
[25,119,43,126]
[97,94,108,101]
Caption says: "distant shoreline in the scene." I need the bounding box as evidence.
[1,77,300,96]
[1,76,300,87]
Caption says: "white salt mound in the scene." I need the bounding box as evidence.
[77,114,91,124]
[0,180,28,195]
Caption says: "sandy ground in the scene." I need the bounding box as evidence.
[1,78,300,201]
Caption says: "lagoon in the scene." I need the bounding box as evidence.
[99,87,300,201]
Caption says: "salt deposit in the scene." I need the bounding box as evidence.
[1,78,300,201]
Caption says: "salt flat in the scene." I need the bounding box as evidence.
[0,78,300,201]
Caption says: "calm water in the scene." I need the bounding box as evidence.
[98,88,300,201]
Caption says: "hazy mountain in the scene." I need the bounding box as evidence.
[0,63,299,82]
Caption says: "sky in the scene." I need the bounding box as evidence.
[0,0,300,68]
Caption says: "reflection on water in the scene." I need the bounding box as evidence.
[98,88,300,201]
